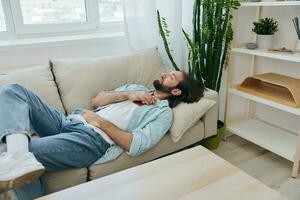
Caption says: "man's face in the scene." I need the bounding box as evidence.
[153,71,185,93]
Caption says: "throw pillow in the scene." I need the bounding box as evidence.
[169,98,216,143]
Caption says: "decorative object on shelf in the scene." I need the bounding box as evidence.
[246,42,257,49]
[292,17,300,52]
[157,0,240,150]
[268,47,294,54]
[252,17,279,49]
[237,73,300,108]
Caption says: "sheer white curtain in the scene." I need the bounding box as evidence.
[124,0,184,70]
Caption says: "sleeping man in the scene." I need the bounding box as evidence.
[0,70,204,199]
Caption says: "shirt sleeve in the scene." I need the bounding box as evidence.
[128,108,173,156]
[114,84,150,92]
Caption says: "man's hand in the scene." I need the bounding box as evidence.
[81,110,100,125]
[81,110,133,152]
[128,91,157,105]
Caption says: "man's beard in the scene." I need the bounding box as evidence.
[153,80,175,93]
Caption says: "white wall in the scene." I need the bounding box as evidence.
[0,35,130,74]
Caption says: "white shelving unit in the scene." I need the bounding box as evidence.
[224,1,300,178]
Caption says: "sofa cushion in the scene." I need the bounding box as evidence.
[44,168,87,193]
[0,64,65,114]
[51,49,166,114]
[169,97,216,143]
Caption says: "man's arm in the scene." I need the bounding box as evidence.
[91,91,156,108]
[91,91,129,108]
[82,108,173,155]
[127,109,173,156]
[82,110,133,151]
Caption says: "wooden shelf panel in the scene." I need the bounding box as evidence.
[228,118,297,161]
[241,1,300,7]
[232,48,300,63]
[230,87,300,116]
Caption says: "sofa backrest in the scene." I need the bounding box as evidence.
[51,48,167,114]
[0,64,66,114]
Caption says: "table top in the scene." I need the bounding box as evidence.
[37,146,285,200]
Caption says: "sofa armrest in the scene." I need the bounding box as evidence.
[203,88,218,101]
[202,89,218,138]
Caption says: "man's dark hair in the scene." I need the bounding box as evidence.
[168,71,205,108]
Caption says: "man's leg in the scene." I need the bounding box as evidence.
[0,83,67,192]
[13,129,110,200]
[0,83,67,140]
[11,177,47,200]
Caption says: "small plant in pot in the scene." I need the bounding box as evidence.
[252,17,279,49]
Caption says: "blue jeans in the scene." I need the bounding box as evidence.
[0,84,110,200]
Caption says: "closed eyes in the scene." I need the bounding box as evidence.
[171,72,176,80]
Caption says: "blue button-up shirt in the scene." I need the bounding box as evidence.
[92,84,173,164]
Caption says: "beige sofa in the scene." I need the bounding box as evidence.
[0,49,218,194]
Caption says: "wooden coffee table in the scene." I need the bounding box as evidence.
[37,146,285,200]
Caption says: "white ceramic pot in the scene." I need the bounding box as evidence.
[256,34,273,49]
[294,39,300,52]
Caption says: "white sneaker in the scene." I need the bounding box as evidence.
[0,152,45,192]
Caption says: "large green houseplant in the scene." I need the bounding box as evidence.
[158,0,240,149]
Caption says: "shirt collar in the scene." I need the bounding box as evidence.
[155,99,169,108]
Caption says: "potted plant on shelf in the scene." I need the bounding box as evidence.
[252,17,279,49]
[157,0,240,149]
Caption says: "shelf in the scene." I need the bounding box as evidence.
[241,1,300,7]
[228,118,297,161]
[230,87,300,116]
[232,48,300,63]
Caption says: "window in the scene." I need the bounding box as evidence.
[10,0,99,34]
[20,0,87,24]
[0,1,6,31]
[0,0,124,38]
[99,0,123,23]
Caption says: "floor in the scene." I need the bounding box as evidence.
[213,135,300,200]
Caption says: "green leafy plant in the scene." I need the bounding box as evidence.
[157,11,179,71]
[157,0,240,92]
[252,17,279,35]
